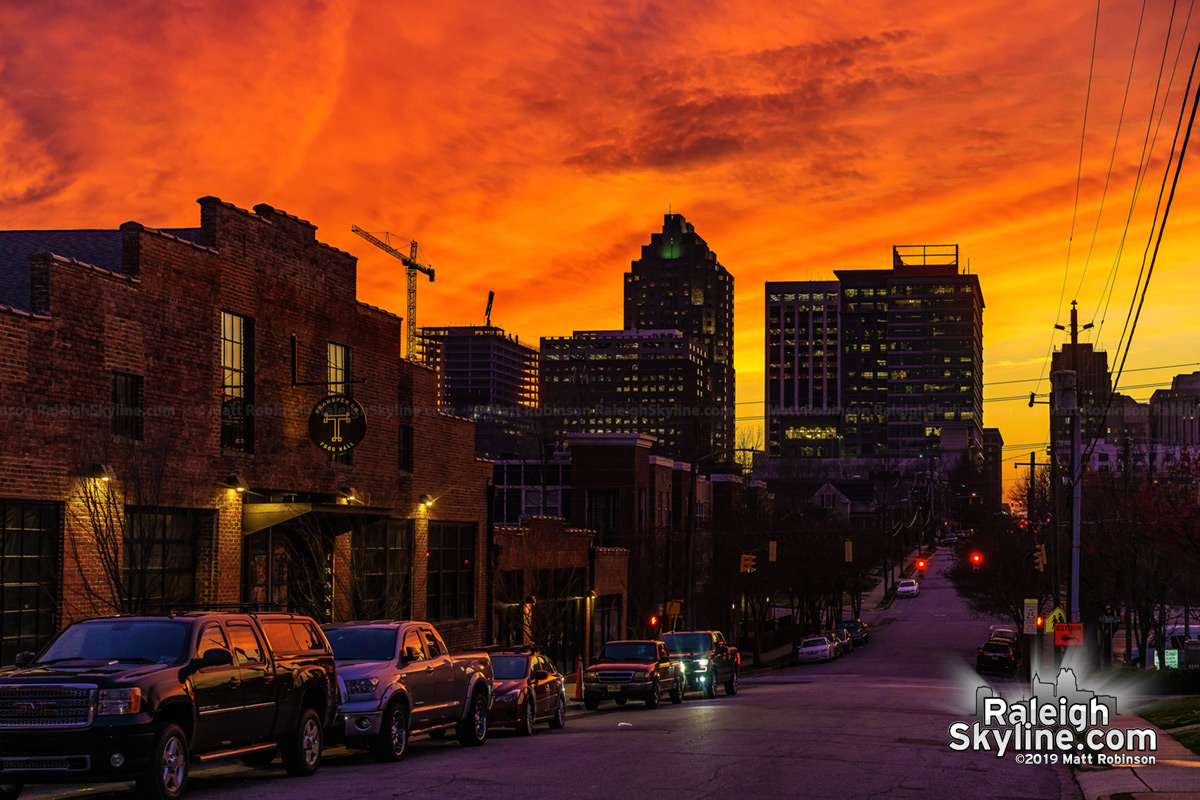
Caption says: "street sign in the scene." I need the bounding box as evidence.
[1099,615,1120,624]
[1054,622,1083,646]
[1023,599,1038,635]
[1044,606,1066,634]
[1166,650,1179,669]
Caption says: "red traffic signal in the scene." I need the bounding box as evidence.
[649,615,658,627]
[916,559,926,570]
[1036,615,1044,627]
[971,553,981,564]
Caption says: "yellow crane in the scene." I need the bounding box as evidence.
[351,226,435,359]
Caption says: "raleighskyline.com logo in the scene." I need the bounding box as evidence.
[948,668,1157,765]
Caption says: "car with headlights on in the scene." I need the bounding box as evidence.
[658,631,739,698]
[582,640,683,710]
[796,636,836,664]
[896,579,920,598]
[483,647,566,734]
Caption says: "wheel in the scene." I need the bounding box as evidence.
[725,669,739,696]
[669,683,683,704]
[615,697,628,706]
[584,694,600,710]
[703,671,717,698]
[281,708,323,777]
[0,785,21,800]
[137,723,188,800]
[239,749,276,767]
[548,694,566,730]
[645,681,660,709]
[516,698,535,736]
[372,701,409,762]
[456,691,488,746]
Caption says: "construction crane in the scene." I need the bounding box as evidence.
[484,290,494,327]
[351,226,434,360]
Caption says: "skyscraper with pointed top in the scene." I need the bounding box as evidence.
[624,214,735,467]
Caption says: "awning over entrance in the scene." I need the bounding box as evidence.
[241,502,394,535]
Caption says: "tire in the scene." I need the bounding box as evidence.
[614,697,627,706]
[725,669,739,696]
[456,691,488,746]
[548,694,566,730]
[137,723,188,800]
[669,683,683,704]
[584,694,600,710]
[372,702,409,762]
[645,681,660,709]
[516,698,535,736]
[703,671,717,699]
[281,708,323,777]
[0,786,21,800]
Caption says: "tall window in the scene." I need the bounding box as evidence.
[354,520,412,619]
[221,312,253,452]
[112,372,143,439]
[123,508,202,611]
[398,425,414,472]
[426,522,476,621]
[327,342,352,464]
[0,501,58,664]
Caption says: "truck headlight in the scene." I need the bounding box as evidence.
[97,688,141,715]
[345,677,379,696]
[696,658,709,668]
[584,671,598,683]
[631,671,651,682]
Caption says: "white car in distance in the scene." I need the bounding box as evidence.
[797,637,836,663]
[896,579,920,598]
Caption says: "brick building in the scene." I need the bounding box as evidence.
[0,197,492,659]
[492,517,629,670]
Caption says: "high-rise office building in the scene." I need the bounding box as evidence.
[1151,372,1200,447]
[765,245,983,457]
[1049,342,1111,445]
[540,329,714,461]
[625,214,734,464]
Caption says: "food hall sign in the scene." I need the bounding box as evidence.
[308,394,367,454]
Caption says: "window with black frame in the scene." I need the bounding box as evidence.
[328,342,353,465]
[355,520,412,619]
[426,522,476,621]
[112,372,143,440]
[0,501,59,664]
[123,508,203,611]
[221,311,254,452]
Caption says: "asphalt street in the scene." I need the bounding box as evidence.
[23,554,1082,800]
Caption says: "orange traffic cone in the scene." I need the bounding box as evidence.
[573,656,583,701]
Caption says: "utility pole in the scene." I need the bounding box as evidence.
[1053,301,1093,625]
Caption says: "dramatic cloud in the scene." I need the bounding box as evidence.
[3,0,1199,495]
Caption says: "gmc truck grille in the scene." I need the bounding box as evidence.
[596,671,635,683]
[0,755,91,772]
[0,685,96,729]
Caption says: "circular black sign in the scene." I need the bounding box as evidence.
[308,394,367,454]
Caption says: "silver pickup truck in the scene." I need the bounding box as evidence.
[321,621,492,761]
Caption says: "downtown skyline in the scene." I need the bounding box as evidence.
[4,1,1200,496]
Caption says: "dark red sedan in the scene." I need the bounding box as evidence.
[484,647,567,734]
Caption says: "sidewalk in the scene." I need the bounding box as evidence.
[851,545,927,614]
[1072,709,1200,800]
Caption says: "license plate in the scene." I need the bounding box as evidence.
[989,655,1002,660]
[606,685,621,692]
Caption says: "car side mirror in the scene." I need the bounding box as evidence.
[200,647,233,667]
[14,651,35,668]
[532,669,549,681]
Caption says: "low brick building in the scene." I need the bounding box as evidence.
[492,516,628,671]
[0,197,492,660]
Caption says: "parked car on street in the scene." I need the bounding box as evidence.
[797,637,836,664]
[976,640,1021,677]
[896,579,920,598]
[988,627,1021,660]
[322,621,492,760]
[582,640,683,710]
[821,632,843,659]
[838,619,870,646]
[658,630,740,698]
[482,647,566,734]
[0,612,337,800]
[832,628,853,655]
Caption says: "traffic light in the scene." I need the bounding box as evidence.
[916,559,926,571]
[1032,544,1047,572]
[649,615,658,628]
[971,552,982,571]
[1036,615,1044,627]
[739,553,757,573]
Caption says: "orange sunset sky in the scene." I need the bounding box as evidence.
[4,1,1200,498]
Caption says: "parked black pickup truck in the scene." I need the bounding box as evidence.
[0,612,337,800]
[659,630,740,698]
